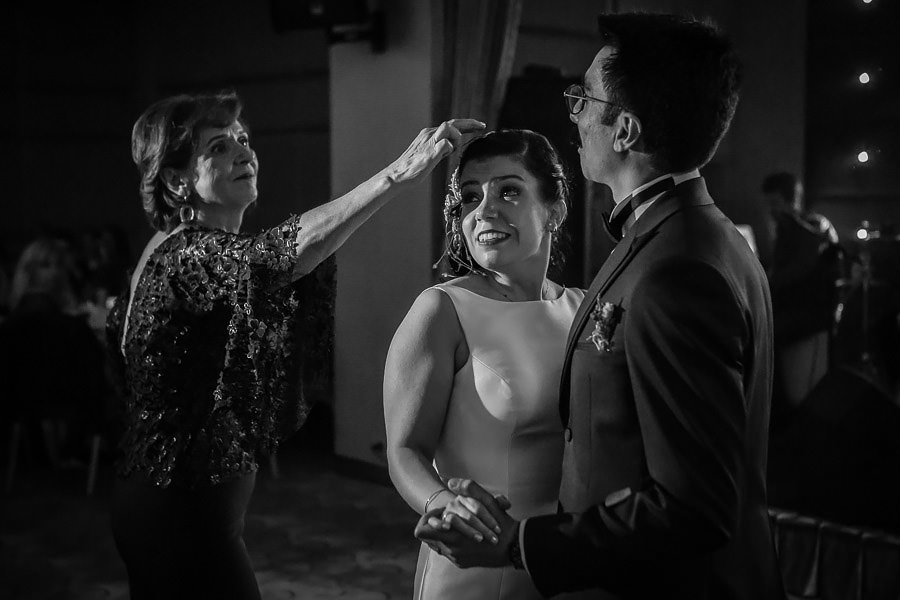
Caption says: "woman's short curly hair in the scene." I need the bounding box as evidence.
[131,90,244,232]
[440,128,571,278]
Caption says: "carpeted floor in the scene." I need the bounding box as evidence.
[0,448,419,599]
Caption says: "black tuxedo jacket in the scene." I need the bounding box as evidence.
[523,178,786,600]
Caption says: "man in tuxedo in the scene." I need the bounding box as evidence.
[416,12,786,599]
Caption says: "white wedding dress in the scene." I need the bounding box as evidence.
[414,283,584,600]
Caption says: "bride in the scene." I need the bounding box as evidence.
[383,129,583,599]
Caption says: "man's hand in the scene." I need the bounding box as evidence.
[414,478,520,569]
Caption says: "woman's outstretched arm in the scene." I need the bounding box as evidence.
[292,119,484,278]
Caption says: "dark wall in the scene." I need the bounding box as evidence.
[1,0,331,266]
[805,0,900,246]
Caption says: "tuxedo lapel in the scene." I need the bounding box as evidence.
[558,231,652,424]
[583,177,713,319]
[562,179,695,361]
[563,232,645,356]
[559,177,714,424]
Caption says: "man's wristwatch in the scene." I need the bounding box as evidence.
[508,529,525,570]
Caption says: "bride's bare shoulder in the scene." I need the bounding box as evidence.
[438,274,491,297]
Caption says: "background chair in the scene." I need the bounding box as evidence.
[1,299,109,495]
[770,508,900,600]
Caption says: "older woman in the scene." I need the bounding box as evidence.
[384,130,583,599]
[107,89,482,599]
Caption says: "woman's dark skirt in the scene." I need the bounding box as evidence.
[110,471,260,600]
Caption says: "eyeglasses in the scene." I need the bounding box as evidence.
[563,83,624,115]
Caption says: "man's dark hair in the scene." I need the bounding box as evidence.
[761,171,800,203]
[596,13,742,172]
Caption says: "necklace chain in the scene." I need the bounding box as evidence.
[482,274,549,302]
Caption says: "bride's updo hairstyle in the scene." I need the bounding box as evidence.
[131,90,245,232]
[439,129,571,278]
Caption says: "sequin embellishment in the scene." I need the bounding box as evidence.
[106,216,309,488]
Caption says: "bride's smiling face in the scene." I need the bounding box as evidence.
[459,156,554,273]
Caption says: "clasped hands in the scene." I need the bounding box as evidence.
[415,478,520,569]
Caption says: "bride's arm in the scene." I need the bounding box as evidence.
[383,288,459,516]
[385,287,507,545]
[291,119,484,278]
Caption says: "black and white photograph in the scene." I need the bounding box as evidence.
[1,0,899,598]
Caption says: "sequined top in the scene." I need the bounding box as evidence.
[106,216,309,489]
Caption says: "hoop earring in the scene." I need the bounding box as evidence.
[179,205,196,223]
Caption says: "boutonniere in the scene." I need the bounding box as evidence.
[586,299,623,352]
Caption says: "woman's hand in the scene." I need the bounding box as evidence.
[415,484,520,569]
[381,119,485,187]
[434,491,512,544]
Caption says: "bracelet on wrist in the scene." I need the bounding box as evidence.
[424,488,450,513]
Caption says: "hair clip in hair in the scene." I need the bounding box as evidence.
[443,166,463,220]
[433,165,481,275]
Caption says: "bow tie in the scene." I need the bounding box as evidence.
[603,177,676,241]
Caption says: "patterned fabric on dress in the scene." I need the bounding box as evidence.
[106,216,308,489]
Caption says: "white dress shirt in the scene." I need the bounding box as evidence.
[609,169,701,236]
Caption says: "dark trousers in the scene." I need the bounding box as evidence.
[110,471,260,600]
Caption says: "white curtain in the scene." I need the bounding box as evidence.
[443,0,524,126]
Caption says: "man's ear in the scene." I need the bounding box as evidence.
[612,112,643,153]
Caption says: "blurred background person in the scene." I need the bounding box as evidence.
[764,172,900,536]
[76,226,133,336]
[8,236,81,316]
[0,236,107,469]
[763,171,843,425]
